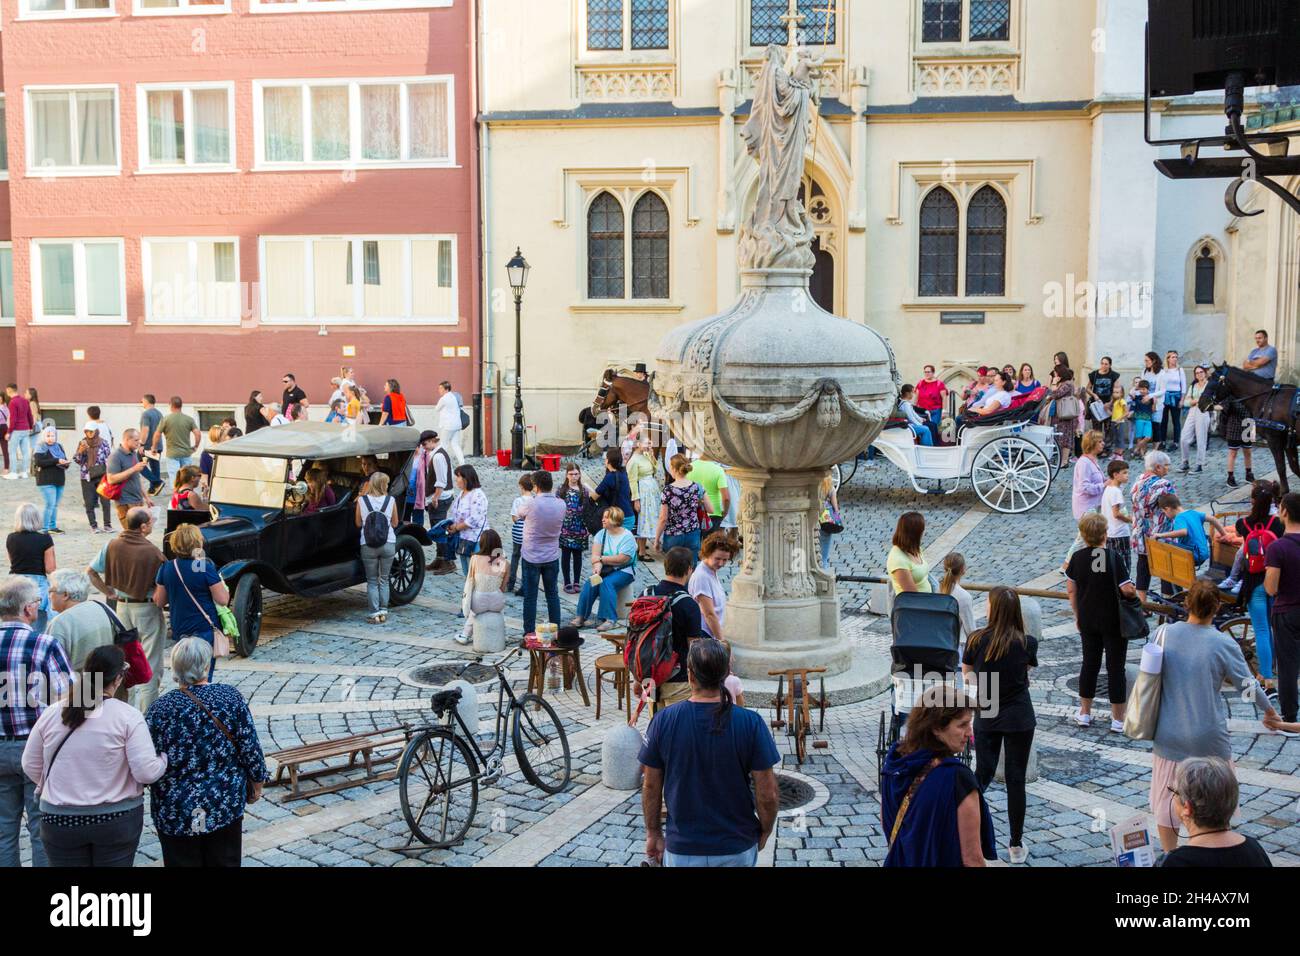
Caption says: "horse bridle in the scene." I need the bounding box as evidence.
[592,372,613,416]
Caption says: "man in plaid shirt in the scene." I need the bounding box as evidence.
[0,575,73,867]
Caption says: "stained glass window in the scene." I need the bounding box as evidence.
[632,192,669,299]
[965,185,1006,296]
[588,192,625,299]
[921,0,962,41]
[919,187,959,297]
[969,0,1010,41]
[587,0,623,50]
[631,0,669,49]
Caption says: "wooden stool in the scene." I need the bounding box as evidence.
[525,645,591,707]
[594,653,630,719]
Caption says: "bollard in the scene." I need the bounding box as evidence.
[445,679,478,737]
[601,723,645,790]
[1020,596,1043,641]
[995,739,1040,784]
[615,582,636,622]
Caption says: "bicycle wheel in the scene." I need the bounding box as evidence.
[398,728,479,848]
[512,693,572,794]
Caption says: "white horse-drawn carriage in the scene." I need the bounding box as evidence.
[833,393,1062,514]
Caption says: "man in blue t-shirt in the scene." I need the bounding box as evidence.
[639,640,779,867]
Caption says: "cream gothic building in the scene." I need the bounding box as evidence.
[478,0,1259,445]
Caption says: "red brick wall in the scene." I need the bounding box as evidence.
[1,0,479,410]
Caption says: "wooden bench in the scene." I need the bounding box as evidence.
[267,726,411,801]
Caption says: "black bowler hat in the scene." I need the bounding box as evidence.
[555,627,584,649]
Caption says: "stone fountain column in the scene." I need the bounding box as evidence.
[651,46,899,680]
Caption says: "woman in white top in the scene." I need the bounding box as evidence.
[456,528,508,645]
[689,531,735,639]
[1156,350,1187,454]
[939,552,977,655]
[446,465,490,577]
[1179,364,1211,473]
[354,471,398,624]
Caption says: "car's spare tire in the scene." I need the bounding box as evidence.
[232,574,262,657]
[389,535,426,606]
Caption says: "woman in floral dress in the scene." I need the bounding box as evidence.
[1049,365,1080,465]
[654,453,706,561]
[557,461,591,594]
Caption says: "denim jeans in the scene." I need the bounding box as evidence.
[38,482,63,531]
[908,424,934,446]
[819,529,833,568]
[521,558,561,635]
[662,531,701,561]
[143,452,162,491]
[664,844,758,867]
[361,541,396,613]
[575,568,633,622]
[457,538,478,575]
[507,543,523,591]
[1248,585,1274,680]
[163,455,194,486]
[0,738,45,867]
[10,430,31,475]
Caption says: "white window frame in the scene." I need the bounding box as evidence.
[24,85,121,178]
[915,0,1019,51]
[142,237,242,326]
[0,243,14,328]
[580,0,676,58]
[252,76,456,171]
[249,0,449,12]
[136,82,237,173]
[132,0,231,15]
[258,234,458,326]
[30,238,128,326]
[18,0,116,20]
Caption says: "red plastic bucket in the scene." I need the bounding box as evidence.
[540,454,562,472]
[495,449,512,467]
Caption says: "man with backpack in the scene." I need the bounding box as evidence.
[1265,493,1300,725]
[624,546,705,715]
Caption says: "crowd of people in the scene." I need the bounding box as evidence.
[1,344,1297,872]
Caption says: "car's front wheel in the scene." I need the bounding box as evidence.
[389,535,426,606]
[232,575,262,657]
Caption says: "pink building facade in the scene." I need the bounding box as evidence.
[0,0,479,443]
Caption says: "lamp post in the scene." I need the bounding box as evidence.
[506,247,531,469]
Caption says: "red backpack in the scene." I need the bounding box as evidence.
[623,588,691,722]
[1244,521,1278,575]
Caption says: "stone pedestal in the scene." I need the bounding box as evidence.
[472,611,506,653]
[727,466,851,678]
[1020,597,1043,641]
[615,582,635,621]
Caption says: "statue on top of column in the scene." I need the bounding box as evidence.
[738,43,824,272]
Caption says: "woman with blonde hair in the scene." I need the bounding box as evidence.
[354,470,398,623]
[170,465,207,512]
[654,453,705,560]
[302,467,336,515]
[938,552,976,646]
[626,434,661,561]
[153,523,231,677]
[568,506,639,632]
[818,474,841,568]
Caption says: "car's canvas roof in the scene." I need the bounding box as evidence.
[211,422,420,460]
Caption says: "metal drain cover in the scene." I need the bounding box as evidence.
[751,772,816,812]
[406,663,496,687]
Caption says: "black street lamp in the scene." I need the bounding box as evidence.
[506,247,531,469]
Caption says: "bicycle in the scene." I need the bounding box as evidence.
[397,646,572,848]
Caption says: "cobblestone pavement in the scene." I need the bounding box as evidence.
[10,437,1300,867]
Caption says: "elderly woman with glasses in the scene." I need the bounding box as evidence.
[145,638,269,867]
[1162,757,1272,867]
[47,569,123,697]
[7,502,56,631]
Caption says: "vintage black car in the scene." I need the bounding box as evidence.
[164,422,441,656]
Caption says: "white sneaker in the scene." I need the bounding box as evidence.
[1008,844,1028,864]
[1073,711,1092,727]
[1110,719,1126,733]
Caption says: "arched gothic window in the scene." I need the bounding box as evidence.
[587,191,625,299]
[632,192,670,299]
[919,187,959,297]
[965,185,1007,296]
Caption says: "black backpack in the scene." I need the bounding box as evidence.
[361,495,392,548]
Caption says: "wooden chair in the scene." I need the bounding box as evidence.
[1145,536,1198,593]
[593,654,630,719]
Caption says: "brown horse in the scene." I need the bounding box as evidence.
[591,368,650,418]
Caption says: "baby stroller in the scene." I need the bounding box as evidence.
[875,591,972,789]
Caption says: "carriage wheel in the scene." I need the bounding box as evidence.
[970,437,1052,514]
[1218,616,1260,677]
